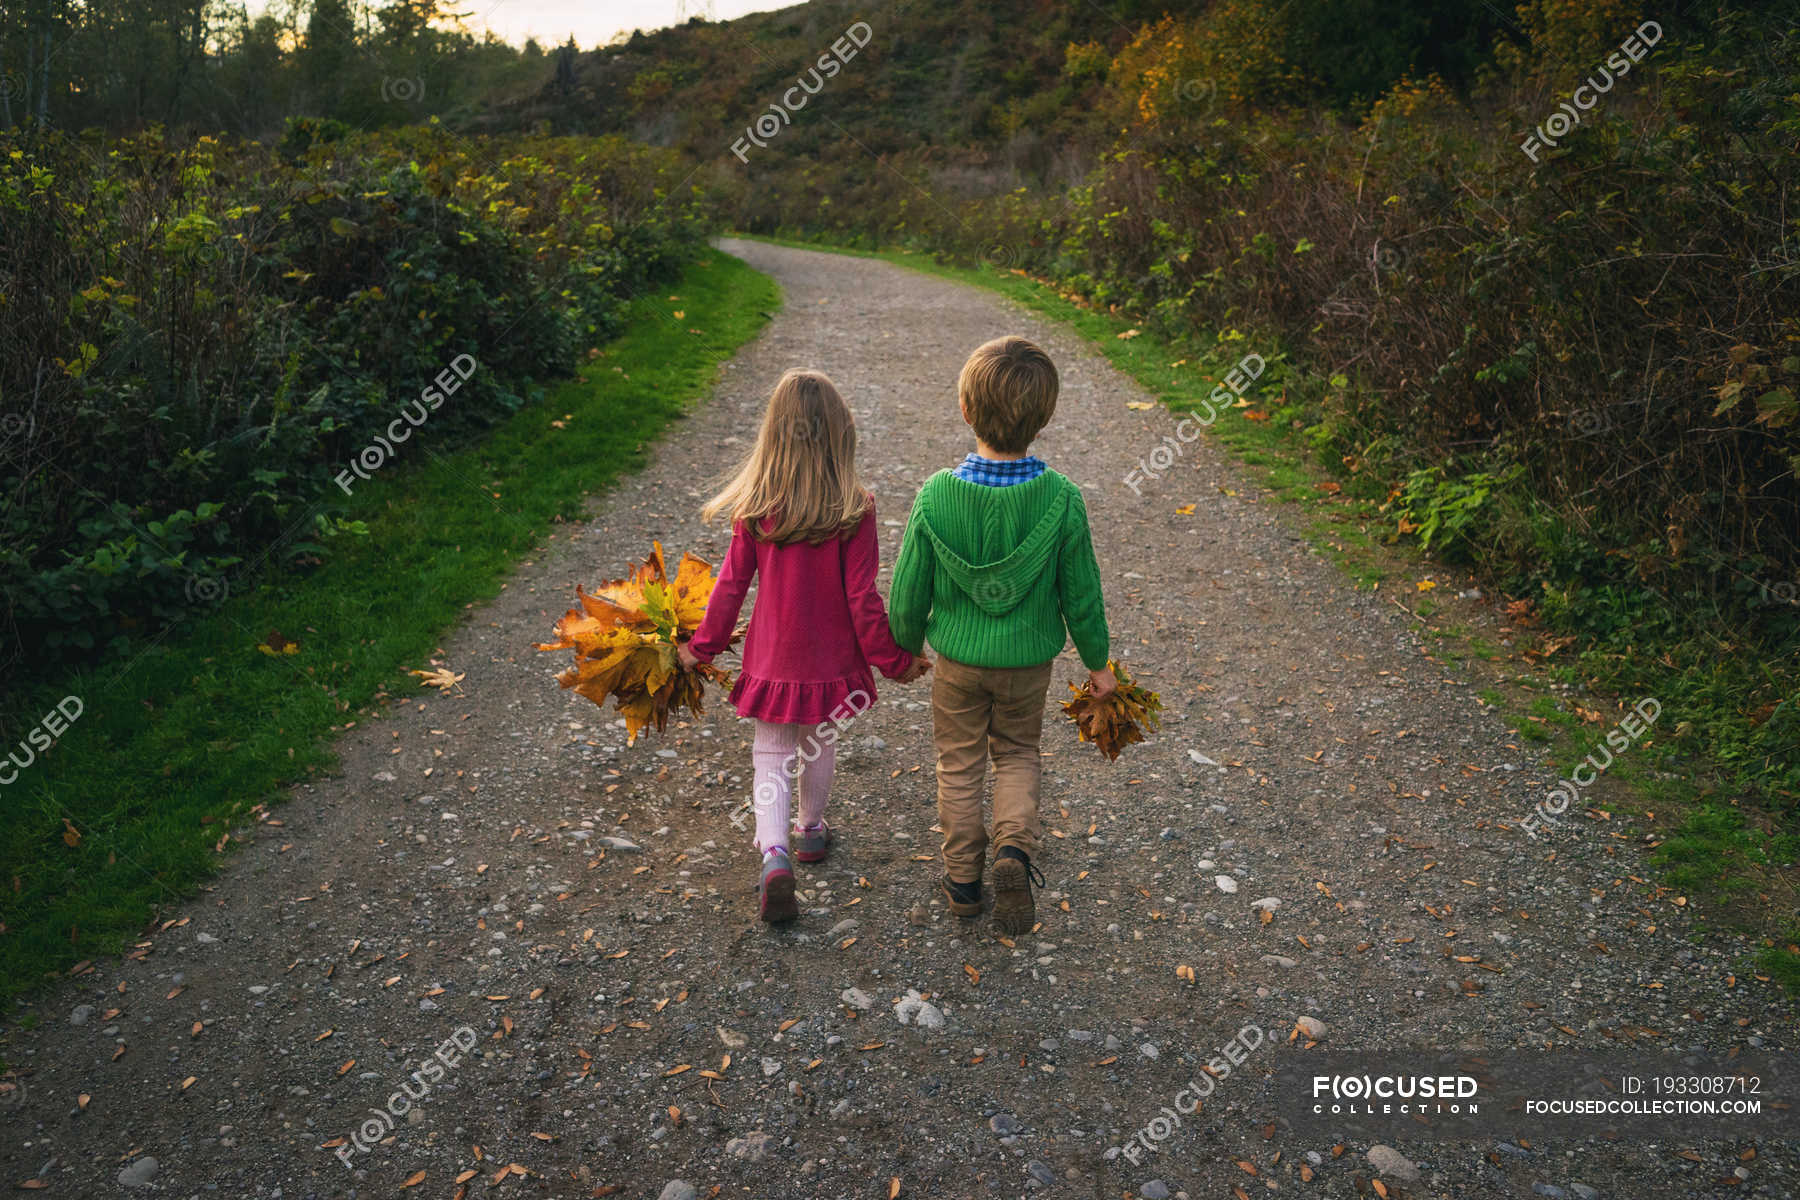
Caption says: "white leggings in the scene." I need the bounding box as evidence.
[749,720,837,853]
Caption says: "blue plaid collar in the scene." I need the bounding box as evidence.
[952,453,1047,487]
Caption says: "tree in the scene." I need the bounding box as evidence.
[552,34,576,96]
[303,0,356,108]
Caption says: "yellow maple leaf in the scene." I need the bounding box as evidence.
[410,667,465,690]
[538,542,731,744]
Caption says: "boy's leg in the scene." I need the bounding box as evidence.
[932,657,993,883]
[988,662,1054,861]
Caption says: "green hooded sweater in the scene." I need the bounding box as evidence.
[887,468,1109,671]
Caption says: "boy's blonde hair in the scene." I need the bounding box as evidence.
[958,335,1058,454]
[702,368,870,544]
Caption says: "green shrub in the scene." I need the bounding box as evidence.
[0,127,712,679]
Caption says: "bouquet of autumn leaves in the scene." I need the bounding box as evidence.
[536,542,732,744]
[1062,659,1163,761]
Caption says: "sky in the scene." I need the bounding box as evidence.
[452,0,787,49]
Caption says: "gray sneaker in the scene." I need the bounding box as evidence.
[794,820,832,863]
[759,850,797,923]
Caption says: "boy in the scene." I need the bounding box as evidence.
[888,335,1114,934]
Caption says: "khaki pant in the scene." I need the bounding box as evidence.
[931,655,1054,882]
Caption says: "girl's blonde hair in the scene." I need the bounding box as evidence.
[702,369,870,544]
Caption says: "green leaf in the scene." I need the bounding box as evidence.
[1712,379,1745,416]
[1753,387,1797,428]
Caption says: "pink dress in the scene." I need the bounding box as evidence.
[688,504,912,724]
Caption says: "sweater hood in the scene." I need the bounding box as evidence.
[916,475,1070,617]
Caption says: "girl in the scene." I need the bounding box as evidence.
[678,369,930,922]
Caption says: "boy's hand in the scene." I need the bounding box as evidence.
[677,643,701,672]
[898,653,933,684]
[1087,666,1118,698]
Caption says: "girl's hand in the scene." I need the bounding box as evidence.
[677,643,701,671]
[898,653,933,684]
[1087,666,1118,698]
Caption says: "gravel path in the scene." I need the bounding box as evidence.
[3,240,1792,1199]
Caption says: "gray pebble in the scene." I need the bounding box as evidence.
[117,1157,159,1188]
[1366,1145,1419,1183]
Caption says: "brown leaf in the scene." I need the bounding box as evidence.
[888,1178,901,1199]
[400,1169,426,1188]
[1061,661,1163,761]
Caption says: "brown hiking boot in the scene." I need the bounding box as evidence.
[941,875,982,918]
[991,848,1044,934]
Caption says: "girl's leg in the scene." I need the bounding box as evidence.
[796,735,836,831]
[750,721,800,855]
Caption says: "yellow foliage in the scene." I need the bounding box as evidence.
[1498,0,1647,73]
[1107,4,1301,124]
[536,542,732,744]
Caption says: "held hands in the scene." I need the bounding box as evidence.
[896,653,933,684]
[1087,665,1118,698]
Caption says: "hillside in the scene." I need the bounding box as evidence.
[494,0,1521,188]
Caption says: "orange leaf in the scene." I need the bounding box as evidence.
[536,545,732,745]
[1061,660,1163,761]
